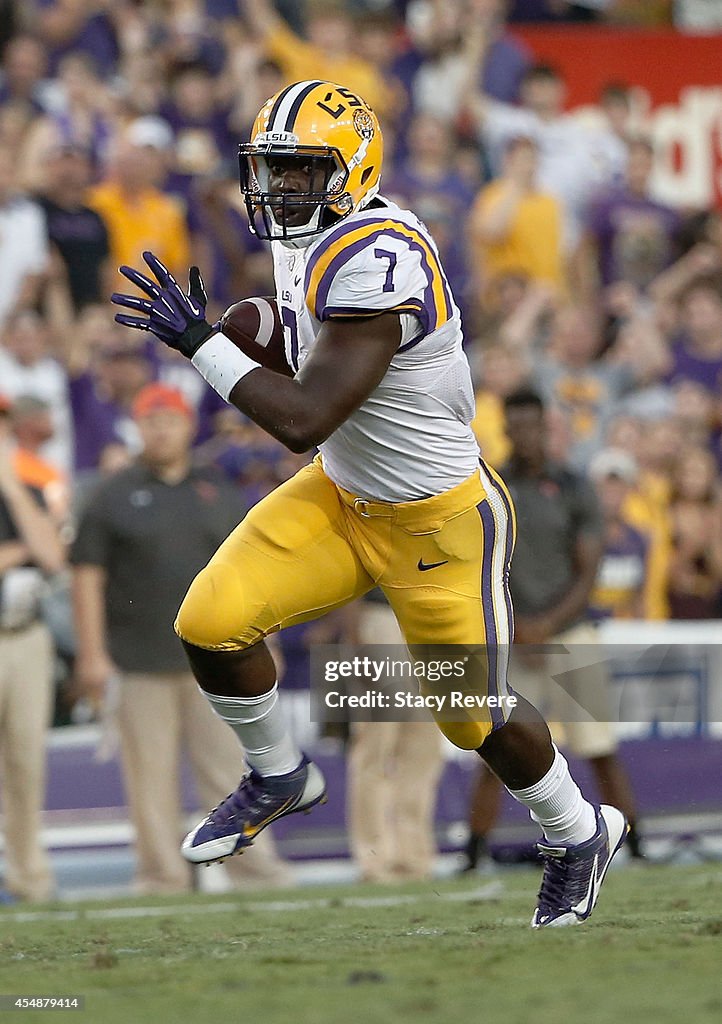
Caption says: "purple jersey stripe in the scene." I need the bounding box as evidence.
[477,498,505,729]
[322,306,388,317]
[480,459,516,647]
[323,299,430,335]
[479,466,515,711]
[397,300,430,347]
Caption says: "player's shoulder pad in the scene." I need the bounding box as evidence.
[303,209,453,333]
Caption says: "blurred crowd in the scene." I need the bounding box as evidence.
[0,0,721,716]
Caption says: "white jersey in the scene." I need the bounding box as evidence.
[271,196,479,502]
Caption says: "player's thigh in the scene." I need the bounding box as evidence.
[176,461,373,650]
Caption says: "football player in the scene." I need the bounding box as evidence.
[111,80,626,926]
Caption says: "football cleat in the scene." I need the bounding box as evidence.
[531,804,628,928]
[181,755,327,864]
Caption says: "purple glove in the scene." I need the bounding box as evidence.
[111,251,216,357]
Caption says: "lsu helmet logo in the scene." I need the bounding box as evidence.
[353,109,375,141]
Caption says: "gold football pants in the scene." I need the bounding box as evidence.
[176,459,516,748]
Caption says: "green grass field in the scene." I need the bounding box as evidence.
[0,864,720,1024]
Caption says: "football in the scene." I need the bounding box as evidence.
[218,296,288,373]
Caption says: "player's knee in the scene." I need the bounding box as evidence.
[175,561,254,651]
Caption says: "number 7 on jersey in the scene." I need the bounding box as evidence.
[374,248,397,293]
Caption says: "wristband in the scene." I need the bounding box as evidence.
[191,331,261,402]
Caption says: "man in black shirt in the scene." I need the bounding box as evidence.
[71,384,291,893]
[35,145,110,310]
[461,389,641,871]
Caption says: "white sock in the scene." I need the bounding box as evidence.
[508,746,597,846]
[203,684,302,776]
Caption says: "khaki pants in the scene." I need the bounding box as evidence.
[0,622,54,902]
[512,622,617,759]
[116,671,293,894]
[347,604,444,882]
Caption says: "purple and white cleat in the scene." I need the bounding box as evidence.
[532,804,628,928]
[182,755,326,864]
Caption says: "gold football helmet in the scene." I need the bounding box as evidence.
[239,80,383,242]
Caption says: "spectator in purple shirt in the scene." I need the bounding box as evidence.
[667,274,722,397]
[34,0,119,79]
[475,0,533,101]
[69,344,150,474]
[154,0,226,77]
[60,306,145,473]
[405,0,530,127]
[586,138,680,292]
[587,449,650,622]
[160,63,237,201]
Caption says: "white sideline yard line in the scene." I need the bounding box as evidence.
[0,881,505,925]
[0,809,719,855]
